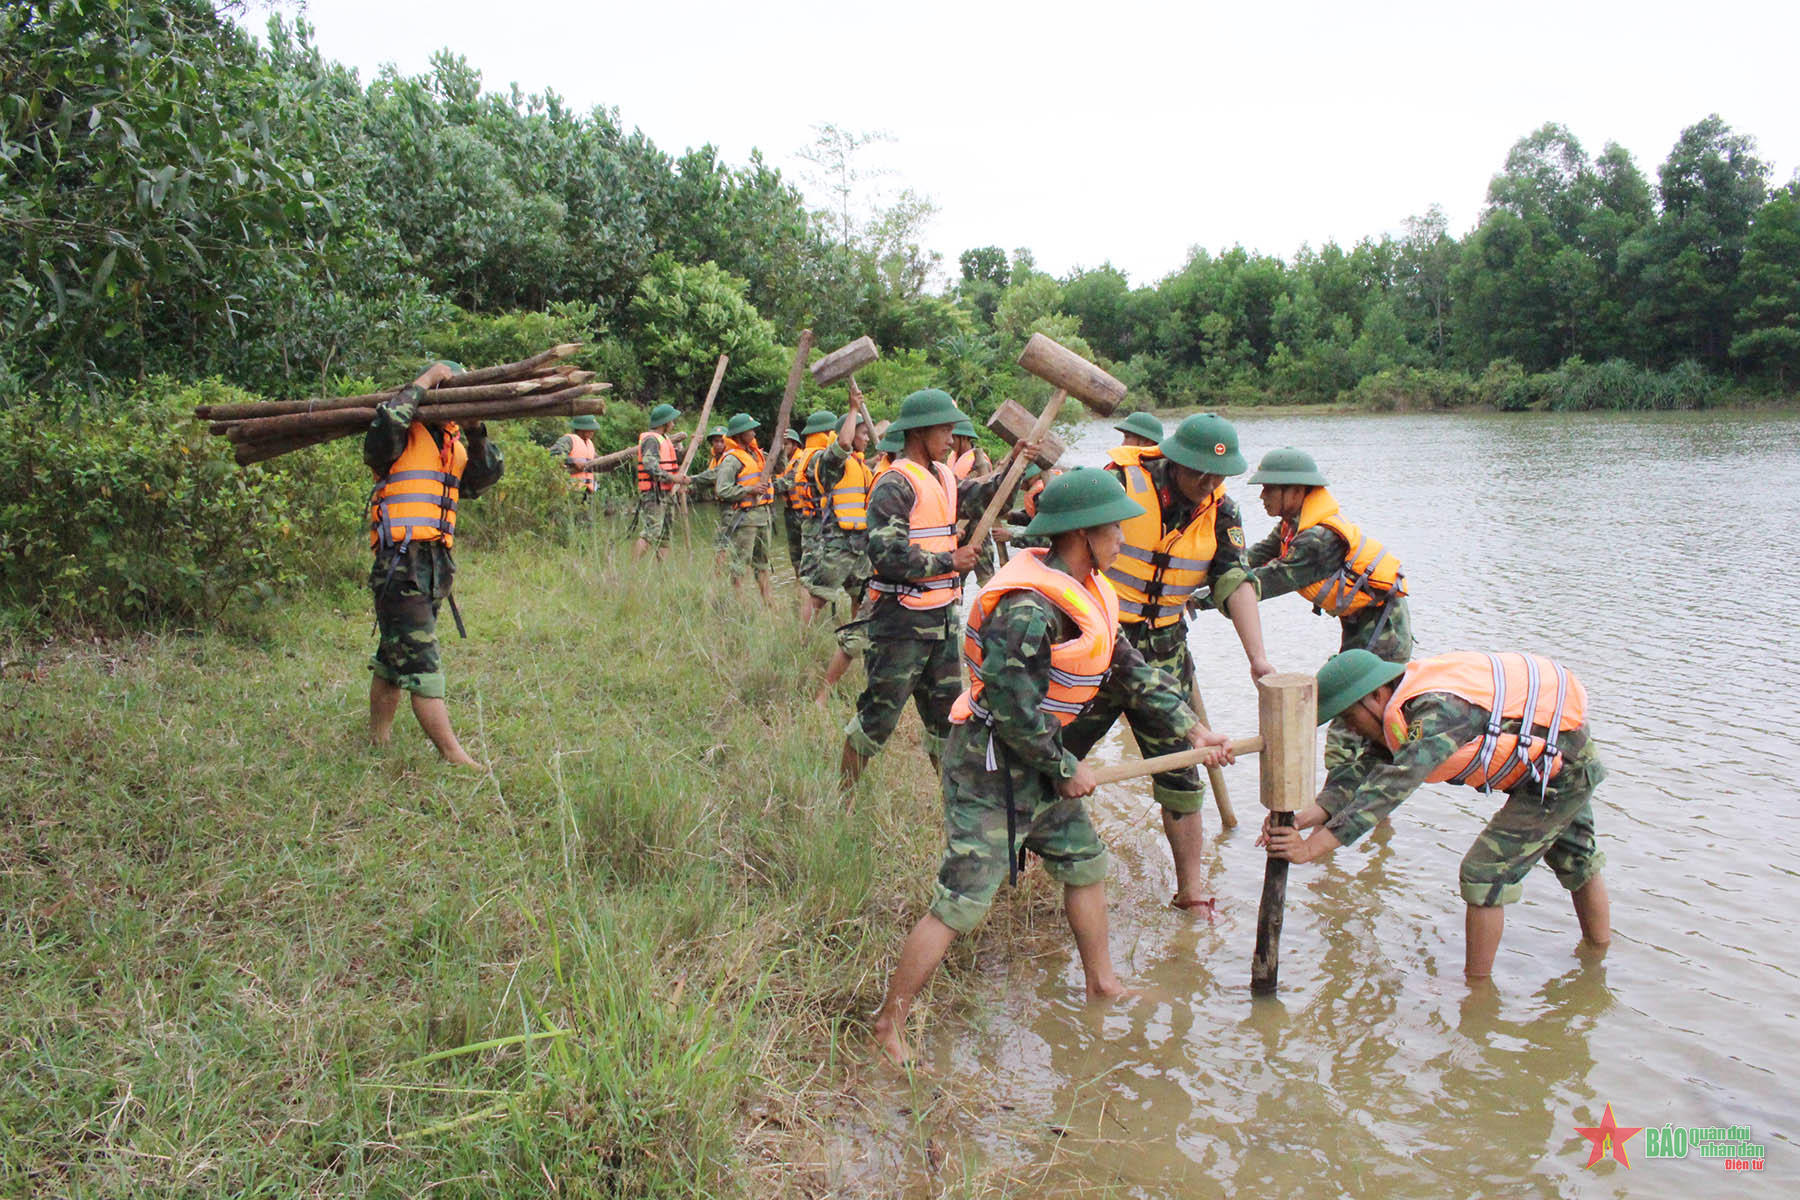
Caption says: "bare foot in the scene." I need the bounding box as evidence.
[1171,894,1217,921]
[813,691,829,710]
[443,751,482,769]
[1087,977,1142,1002]
[871,1014,914,1068]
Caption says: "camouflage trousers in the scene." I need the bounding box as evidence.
[721,508,772,578]
[929,720,1109,933]
[832,591,877,658]
[1326,594,1416,770]
[368,548,449,699]
[845,632,960,762]
[1061,619,1206,813]
[1460,725,1607,906]
[632,495,676,546]
[782,506,805,568]
[804,525,869,604]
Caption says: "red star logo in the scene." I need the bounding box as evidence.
[1574,1103,1645,1168]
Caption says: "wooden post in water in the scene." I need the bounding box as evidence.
[1251,672,1316,995]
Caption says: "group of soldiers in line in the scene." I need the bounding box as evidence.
[363,365,1616,1067]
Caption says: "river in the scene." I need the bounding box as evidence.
[851,409,1799,1196]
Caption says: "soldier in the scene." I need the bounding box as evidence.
[1110,410,1163,460]
[949,420,990,481]
[714,412,776,604]
[839,389,1019,790]
[365,361,503,767]
[632,403,690,559]
[549,414,602,494]
[813,424,904,706]
[1262,648,1613,982]
[1244,446,1412,768]
[801,402,873,623]
[871,469,1235,1066]
[1244,447,1410,662]
[1060,413,1273,913]
[781,409,837,611]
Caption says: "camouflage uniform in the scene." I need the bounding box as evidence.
[845,464,1002,763]
[1247,522,1414,768]
[1060,457,1251,814]
[364,388,503,699]
[804,441,870,607]
[932,568,1197,933]
[712,449,773,577]
[1318,692,1608,906]
[632,432,681,547]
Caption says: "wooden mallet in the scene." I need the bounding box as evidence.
[767,329,816,478]
[962,334,1124,549]
[809,336,879,430]
[985,398,1068,468]
[1084,672,1314,992]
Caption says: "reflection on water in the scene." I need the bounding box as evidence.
[859,410,1799,1197]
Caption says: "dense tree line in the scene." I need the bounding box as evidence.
[4,0,1796,417]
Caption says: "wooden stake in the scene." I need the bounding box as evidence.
[766,330,815,476]
[1189,680,1238,829]
[1251,672,1316,995]
[676,354,729,515]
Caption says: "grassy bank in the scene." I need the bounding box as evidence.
[0,520,1042,1197]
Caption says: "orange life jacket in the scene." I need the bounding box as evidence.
[1382,652,1589,793]
[1105,446,1223,627]
[636,430,678,494]
[830,451,874,532]
[786,433,832,516]
[722,442,772,509]
[951,549,1118,727]
[369,421,466,550]
[866,458,961,609]
[1021,469,1059,519]
[567,431,597,492]
[1281,487,1405,616]
[1106,445,1137,467]
[951,447,977,480]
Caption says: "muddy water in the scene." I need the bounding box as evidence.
[887,411,1799,1196]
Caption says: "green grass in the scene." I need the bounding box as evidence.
[0,516,1042,1197]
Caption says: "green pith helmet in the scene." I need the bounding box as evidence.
[1247,446,1328,487]
[570,415,600,431]
[802,409,839,436]
[725,412,761,437]
[1022,467,1147,537]
[875,428,904,454]
[1160,412,1248,475]
[952,419,978,439]
[783,428,802,444]
[886,388,967,434]
[647,402,681,427]
[426,359,465,376]
[708,425,727,439]
[1023,462,1043,482]
[1114,411,1164,442]
[1315,649,1409,724]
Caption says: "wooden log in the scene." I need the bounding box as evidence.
[766,329,814,475]
[230,393,610,466]
[675,354,730,514]
[225,406,379,442]
[1251,672,1317,996]
[201,378,556,423]
[985,398,1067,467]
[449,342,581,387]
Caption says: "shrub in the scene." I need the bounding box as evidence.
[0,381,360,633]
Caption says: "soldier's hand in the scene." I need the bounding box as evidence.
[1263,826,1311,862]
[413,362,456,390]
[1058,762,1098,799]
[951,544,981,572]
[1189,724,1234,766]
[1248,655,1276,681]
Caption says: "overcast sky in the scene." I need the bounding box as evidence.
[250,0,1799,288]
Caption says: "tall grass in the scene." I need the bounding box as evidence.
[0,521,1042,1196]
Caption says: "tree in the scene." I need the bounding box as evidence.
[1622,114,1769,367]
[795,122,893,245]
[1730,182,1800,384]
[1396,206,1459,364]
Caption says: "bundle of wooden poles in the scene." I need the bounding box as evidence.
[194,343,610,466]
